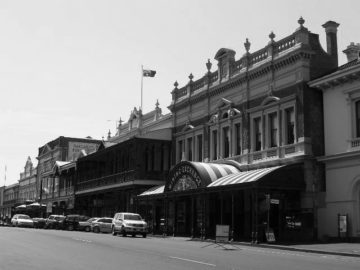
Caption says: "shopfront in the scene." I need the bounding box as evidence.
[137,161,309,242]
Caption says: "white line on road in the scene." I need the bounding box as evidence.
[72,238,92,243]
[169,256,216,267]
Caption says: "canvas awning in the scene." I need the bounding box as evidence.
[139,185,165,196]
[208,166,283,187]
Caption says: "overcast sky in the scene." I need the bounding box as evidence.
[1,0,359,185]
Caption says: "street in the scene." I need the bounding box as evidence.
[0,227,359,270]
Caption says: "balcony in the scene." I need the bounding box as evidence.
[77,170,137,192]
[349,137,360,150]
[217,140,309,165]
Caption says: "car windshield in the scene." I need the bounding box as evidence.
[124,214,142,221]
[18,215,30,219]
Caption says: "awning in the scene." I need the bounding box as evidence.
[139,185,165,196]
[166,161,240,192]
[208,166,282,187]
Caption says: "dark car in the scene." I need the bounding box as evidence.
[45,215,65,229]
[33,217,46,229]
[63,215,90,231]
[78,217,99,232]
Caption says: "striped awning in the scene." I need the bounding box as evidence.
[208,166,283,187]
[139,185,165,196]
[191,162,240,183]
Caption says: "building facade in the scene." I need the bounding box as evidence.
[138,18,339,242]
[37,136,101,216]
[1,183,19,222]
[310,42,360,240]
[74,104,172,218]
[18,157,37,204]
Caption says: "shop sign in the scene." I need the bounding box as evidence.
[270,199,279,204]
[46,202,52,213]
[216,225,229,243]
[168,164,201,191]
[68,142,99,161]
[265,228,276,243]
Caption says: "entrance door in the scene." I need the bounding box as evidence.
[176,201,186,235]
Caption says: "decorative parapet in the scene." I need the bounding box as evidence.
[171,17,310,106]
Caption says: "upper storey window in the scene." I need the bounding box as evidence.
[356,100,360,138]
[254,117,262,151]
[285,108,295,144]
[269,113,278,147]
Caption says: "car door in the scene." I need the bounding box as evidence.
[103,219,112,233]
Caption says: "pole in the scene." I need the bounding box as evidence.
[141,65,144,111]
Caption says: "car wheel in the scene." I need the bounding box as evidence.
[68,224,74,231]
[94,227,100,233]
[142,233,147,238]
[85,226,90,232]
[112,227,117,236]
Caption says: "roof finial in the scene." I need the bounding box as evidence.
[188,73,194,81]
[107,129,111,140]
[155,99,159,108]
[244,38,251,53]
[174,81,178,89]
[206,59,212,73]
[298,16,305,28]
[269,31,275,43]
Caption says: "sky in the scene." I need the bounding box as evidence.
[0,0,359,185]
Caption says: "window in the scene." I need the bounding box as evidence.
[234,123,241,155]
[197,135,203,161]
[223,127,230,158]
[254,117,262,151]
[356,100,360,137]
[269,113,278,147]
[285,108,295,144]
[212,130,218,160]
[178,140,183,162]
[187,137,193,161]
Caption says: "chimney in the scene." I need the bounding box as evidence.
[322,21,340,66]
[343,42,360,62]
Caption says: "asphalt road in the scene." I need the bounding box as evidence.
[0,227,359,270]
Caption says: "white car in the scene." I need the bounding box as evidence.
[11,214,34,228]
[112,212,147,238]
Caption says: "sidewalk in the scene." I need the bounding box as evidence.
[151,234,360,257]
[218,240,360,258]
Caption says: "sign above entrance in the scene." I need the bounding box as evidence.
[167,163,202,192]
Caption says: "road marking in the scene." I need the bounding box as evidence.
[169,256,216,267]
[72,238,92,243]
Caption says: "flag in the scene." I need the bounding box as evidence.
[143,69,156,77]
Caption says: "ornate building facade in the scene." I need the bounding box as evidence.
[74,103,172,217]
[138,18,339,242]
[37,136,101,216]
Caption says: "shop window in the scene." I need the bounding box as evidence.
[269,113,278,147]
[356,100,360,137]
[254,117,262,151]
[285,108,295,144]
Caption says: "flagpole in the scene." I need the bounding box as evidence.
[141,65,144,111]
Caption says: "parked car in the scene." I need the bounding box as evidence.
[78,217,98,232]
[91,217,113,233]
[112,212,147,237]
[62,215,90,231]
[33,217,46,229]
[11,214,34,228]
[44,215,65,229]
